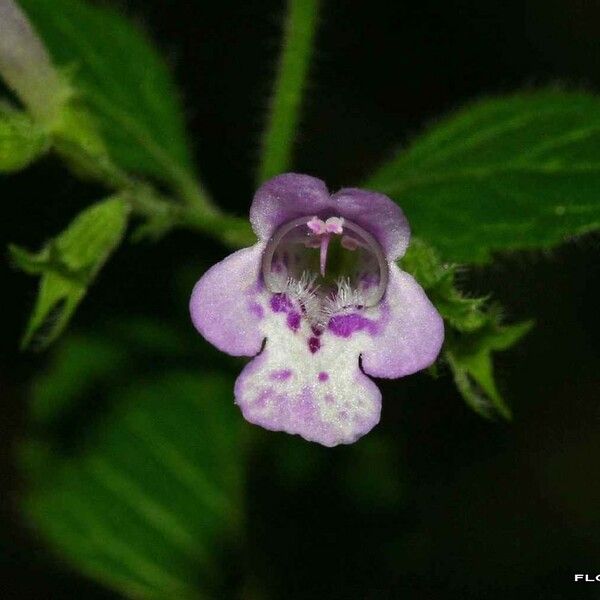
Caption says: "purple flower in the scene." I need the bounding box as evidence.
[190,174,444,447]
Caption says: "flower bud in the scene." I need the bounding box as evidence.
[0,0,69,122]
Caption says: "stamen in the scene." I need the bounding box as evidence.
[307,216,326,235]
[341,235,360,251]
[262,215,388,326]
[325,217,344,234]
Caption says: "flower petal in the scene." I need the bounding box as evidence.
[250,173,330,241]
[250,175,410,262]
[189,243,266,356]
[360,264,444,378]
[330,188,410,260]
[234,325,381,447]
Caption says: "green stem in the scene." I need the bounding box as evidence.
[85,92,218,215]
[125,183,255,248]
[180,207,255,248]
[257,0,320,184]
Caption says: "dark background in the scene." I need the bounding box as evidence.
[1,0,599,598]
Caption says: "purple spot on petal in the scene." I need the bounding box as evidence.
[318,372,329,382]
[287,311,301,331]
[324,393,335,403]
[308,336,321,353]
[328,313,378,338]
[270,293,293,313]
[254,388,272,408]
[297,387,317,419]
[248,301,264,319]
[311,324,323,337]
[270,369,293,381]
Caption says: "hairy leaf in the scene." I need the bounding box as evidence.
[21,328,242,599]
[445,317,533,419]
[369,90,600,263]
[11,196,129,349]
[401,238,488,332]
[0,105,48,171]
[19,0,194,184]
[400,239,532,418]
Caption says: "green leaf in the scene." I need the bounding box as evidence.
[400,238,488,332]
[400,239,533,418]
[21,327,242,598]
[30,334,126,425]
[368,90,600,263]
[11,195,129,349]
[50,100,127,186]
[0,105,48,171]
[446,318,533,420]
[18,0,194,185]
[340,436,406,511]
[28,318,197,427]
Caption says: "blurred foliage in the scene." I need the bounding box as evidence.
[401,239,533,418]
[368,90,600,263]
[18,0,194,185]
[339,435,407,511]
[268,430,406,509]
[10,196,129,349]
[21,320,243,599]
[50,99,125,186]
[0,102,48,171]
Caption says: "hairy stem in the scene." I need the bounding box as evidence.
[257,0,320,183]
[125,183,255,248]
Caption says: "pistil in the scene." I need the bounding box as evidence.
[319,234,331,276]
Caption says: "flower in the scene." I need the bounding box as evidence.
[190,173,444,447]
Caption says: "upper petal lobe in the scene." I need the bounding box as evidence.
[250,174,410,262]
[330,188,411,260]
[250,173,330,241]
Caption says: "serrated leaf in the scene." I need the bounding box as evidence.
[12,196,129,349]
[401,238,533,418]
[0,105,48,171]
[368,90,600,263]
[22,358,242,599]
[400,238,488,332]
[446,320,533,420]
[19,0,194,184]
